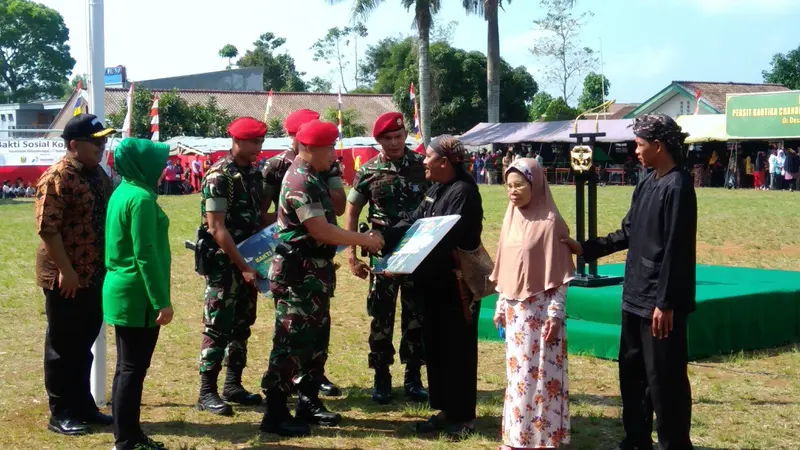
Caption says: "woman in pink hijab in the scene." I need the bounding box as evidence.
[491,158,575,450]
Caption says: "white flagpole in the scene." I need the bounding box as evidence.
[87,0,107,407]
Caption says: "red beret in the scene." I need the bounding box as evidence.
[284,109,320,135]
[295,120,339,147]
[373,112,405,138]
[228,117,267,140]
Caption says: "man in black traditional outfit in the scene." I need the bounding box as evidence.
[380,135,484,440]
[563,114,697,450]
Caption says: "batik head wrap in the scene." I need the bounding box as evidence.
[631,114,689,163]
[429,135,467,165]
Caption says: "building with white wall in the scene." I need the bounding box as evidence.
[624,81,789,119]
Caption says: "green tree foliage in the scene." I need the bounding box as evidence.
[322,107,367,137]
[0,0,76,103]
[218,44,239,69]
[577,72,610,112]
[531,0,597,104]
[529,92,554,121]
[266,116,286,138]
[543,96,578,121]
[237,32,308,92]
[359,38,537,134]
[762,45,800,90]
[309,76,334,93]
[310,25,368,92]
[107,88,234,140]
[62,73,87,99]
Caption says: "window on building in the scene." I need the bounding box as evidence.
[8,113,13,122]
[679,101,684,115]
[0,114,5,122]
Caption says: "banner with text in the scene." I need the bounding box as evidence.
[726,91,800,139]
[0,139,65,166]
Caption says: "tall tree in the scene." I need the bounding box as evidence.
[543,96,577,121]
[237,32,308,92]
[577,72,610,112]
[762,45,800,90]
[359,38,536,134]
[461,0,507,123]
[0,0,76,103]
[107,88,234,140]
[529,92,553,121]
[322,107,368,137]
[530,0,596,104]
[309,76,334,93]
[62,73,87,99]
[329,0,440,145]
[311,25,368,92]
[218,44,239,69]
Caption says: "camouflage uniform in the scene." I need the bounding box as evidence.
[261,156,338,394]
[347,148,431,369]
[199,154,264,374]
[262,149,343,213]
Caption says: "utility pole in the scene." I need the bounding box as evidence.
[87,0,107,407]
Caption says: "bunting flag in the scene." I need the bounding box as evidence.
[72,81,84,116]
[263,89,274,122]
[150,94,160,142]
[121,82,134,138]
[410,83,421,142]
[337,87,344,149]
[694,89,702,115]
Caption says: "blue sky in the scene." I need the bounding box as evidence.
[41,0,799,104]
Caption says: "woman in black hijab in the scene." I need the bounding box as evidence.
[381,135,484,440]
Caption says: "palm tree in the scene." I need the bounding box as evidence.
[463,0,575,124]
[328,0,440,145]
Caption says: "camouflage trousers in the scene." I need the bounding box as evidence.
[260,282,331,394]
[199,260,258,374]
[367,273,424,369]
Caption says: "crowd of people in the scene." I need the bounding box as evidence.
[32,109,698,450]
[2,178,35,198]
[689,145,800,191]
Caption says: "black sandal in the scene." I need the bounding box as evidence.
[414,413,447,433]
[442,422,476,441]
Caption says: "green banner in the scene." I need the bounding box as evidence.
[726,91,800,139]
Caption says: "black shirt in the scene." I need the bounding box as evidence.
[383,172,484,285]
[582,167,697,318]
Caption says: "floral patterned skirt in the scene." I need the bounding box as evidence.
[501,287,570,448]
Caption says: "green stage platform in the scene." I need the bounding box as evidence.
[478,264,800,360]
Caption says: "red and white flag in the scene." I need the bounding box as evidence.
[150,93,160,142]
[122,83,135,138]
[694,89,702,115]
[410,83,421,142]
[263,89,274,122]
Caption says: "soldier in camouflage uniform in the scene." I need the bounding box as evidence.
[345,112,431,405]
[196,117,269,416]
[259,120,384,437]
[262,109,346,397]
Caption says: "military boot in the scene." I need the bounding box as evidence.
[295,392,342,426]
[317,374,342,397]
[371,366,394,405]
[196,370,234,416]
[259,388,311,437]
[403,363,429,403]
[221,365,263,406]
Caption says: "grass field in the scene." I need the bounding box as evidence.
[1,185,799,450]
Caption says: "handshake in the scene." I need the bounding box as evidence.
[359,230,384,255]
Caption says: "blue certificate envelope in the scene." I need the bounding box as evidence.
[237,224,346,294]
[372,215,461,275]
